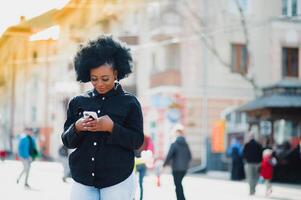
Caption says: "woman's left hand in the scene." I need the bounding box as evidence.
[84,115,114,133]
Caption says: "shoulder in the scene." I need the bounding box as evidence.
[170,142,178,149]
[19,135,29,144]
[121,91,141,107]
[243,143,250,149]
[69,91,93,104]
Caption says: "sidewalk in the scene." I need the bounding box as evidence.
[1,160,300,200]
[191,170,301,190]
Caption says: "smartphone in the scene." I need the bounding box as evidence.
[83,111,98,120]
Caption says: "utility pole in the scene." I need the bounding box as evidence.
[9,53,17,153]
[188,0,209,174]
[200,0,209,172]
[44,39,50,129]
[23,39,29,129]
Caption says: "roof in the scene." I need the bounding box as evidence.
[0,9,58,47]
[264,78,301,90]
[54,0,80,20]
[19,9,58,31]
[238,79,301,111]
[238,94,301,111]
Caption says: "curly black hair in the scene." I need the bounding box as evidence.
[74,35,133,82]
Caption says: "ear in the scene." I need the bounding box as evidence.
[114,70,118,80]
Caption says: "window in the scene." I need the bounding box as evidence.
[31,106,37,122]
[231,44,248,74]
[274,120,301,145]
[166,43,180,70]
[151,53,158,73]
[282,47,299,78]
[68,62,73,72]
[32,51,38,63]
[282,0,300,17]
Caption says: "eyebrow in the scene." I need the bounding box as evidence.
[90,75,111,78]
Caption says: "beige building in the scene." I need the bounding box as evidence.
[0,0,300,166]
[0,0,154,158]
[0,10,59,155]
[135,0,301,169]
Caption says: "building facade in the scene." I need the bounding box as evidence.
[0,0,300,167]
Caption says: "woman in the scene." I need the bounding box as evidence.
[227,138,245,181]
[61,35,144,200]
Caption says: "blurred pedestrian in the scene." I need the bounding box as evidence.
[61,35,144,200]
[163,124,192,200]
[153,158,164,187]
[16,127,38,188]
[260,149,277,197]
[242,132,263,195]
[135,134,154,200]
[58,144,71,182]
[0,149,7,162]
[227,138,245,180]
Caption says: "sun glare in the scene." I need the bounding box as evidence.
[0,0,69,35]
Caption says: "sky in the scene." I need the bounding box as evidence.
[0,0,69,35]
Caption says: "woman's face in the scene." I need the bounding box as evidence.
[90,64,117,94]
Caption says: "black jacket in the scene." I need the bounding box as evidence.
[243,139,263,164]
[61,84,144,188]
[163,136,192,171]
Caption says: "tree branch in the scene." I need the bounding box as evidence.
[181,0,230,68]
[233,0,259,93]
[179,0,259,93]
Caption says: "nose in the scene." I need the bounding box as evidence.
[94,79,104,87]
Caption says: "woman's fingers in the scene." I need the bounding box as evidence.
[81,117,111,132]
[83,119,100,132]
[84,119,97,126]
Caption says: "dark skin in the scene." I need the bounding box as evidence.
[75,64,118,133]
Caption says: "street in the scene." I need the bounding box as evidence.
[0,160,300,200]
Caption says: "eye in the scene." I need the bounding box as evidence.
[102,78,110,82]
[91,78,98,82]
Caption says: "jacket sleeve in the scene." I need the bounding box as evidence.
[187,144,192,161]
[163,143,176,167]
[61,97,85,149]
[110,98,144,150]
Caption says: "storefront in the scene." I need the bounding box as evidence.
[238,79,301,182]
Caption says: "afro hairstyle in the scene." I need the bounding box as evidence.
[74,35,133,82]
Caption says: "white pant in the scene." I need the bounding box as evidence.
[17,158,31,185]
[70,172,136,200]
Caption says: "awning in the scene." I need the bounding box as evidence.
[238,94,301,111]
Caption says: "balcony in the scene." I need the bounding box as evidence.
[150,69,181,88]
[118,35,139,45]
[148,2,182,41]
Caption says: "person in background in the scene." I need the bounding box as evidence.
[260,149,277,197]
[153,158,164,187]
[242,132,263,196]
[58,144,71,182]
[16,127,38,188]
[227,137,245,180]
[0,149,7,162]
[135,134,154,200]
[163,124,192,200]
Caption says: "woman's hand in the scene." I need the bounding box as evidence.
[83,115,114,133]
[75,117,94,133]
